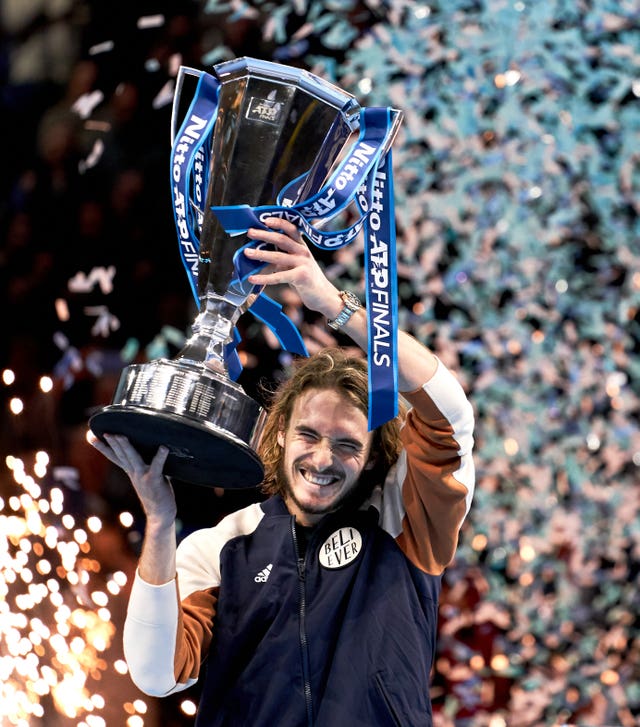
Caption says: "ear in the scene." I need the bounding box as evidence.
[276,416,285,448]
[364,449,378,471]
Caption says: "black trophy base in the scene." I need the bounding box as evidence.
[90,406,264,489]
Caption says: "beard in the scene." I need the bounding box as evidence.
[276,457,376,521]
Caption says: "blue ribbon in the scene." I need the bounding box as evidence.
[170,71,220,302]
[211,106,399,429]
[362,150,398,428]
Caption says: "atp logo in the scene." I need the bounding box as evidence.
[247,94,282,125]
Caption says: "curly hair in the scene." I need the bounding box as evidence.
[258,347,406,497]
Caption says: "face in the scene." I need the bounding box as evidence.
[276,388,375,526]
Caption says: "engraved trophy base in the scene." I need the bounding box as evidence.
[89,360,264,489]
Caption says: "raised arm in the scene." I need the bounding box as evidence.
[246,217,475,576]
[245,217,439,391]
[87,433,177,585]
[87,432,207,696]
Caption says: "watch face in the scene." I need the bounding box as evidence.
[342,291,361,309]
[328,292,361,329]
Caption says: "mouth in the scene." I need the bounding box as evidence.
[299,468,340,487]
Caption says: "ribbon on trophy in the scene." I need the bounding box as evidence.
[170,69,308,381]
[170,68,399,430]
[170,70,217,304]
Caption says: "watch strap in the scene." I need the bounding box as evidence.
[327,291,362,330]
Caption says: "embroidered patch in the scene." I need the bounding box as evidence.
[319,527,362,570]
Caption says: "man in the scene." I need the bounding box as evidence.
[89,218,475,726]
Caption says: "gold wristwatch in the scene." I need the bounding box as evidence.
[327,290,362,330]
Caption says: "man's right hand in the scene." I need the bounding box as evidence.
[89,431,178,584]
[88,432,177,527]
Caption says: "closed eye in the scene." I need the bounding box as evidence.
[335,440,363,454]
[294,428,363,455]
[295,428,319,442]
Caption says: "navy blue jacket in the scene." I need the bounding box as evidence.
[123,363,475,726]
[196,496,440,726]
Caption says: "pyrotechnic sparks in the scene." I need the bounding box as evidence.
[0,454,151,726]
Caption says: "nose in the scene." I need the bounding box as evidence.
[309,438,334,470]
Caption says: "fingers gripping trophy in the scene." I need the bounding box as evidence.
[89,57,403,489]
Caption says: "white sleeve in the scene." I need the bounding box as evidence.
[123,572,197,696]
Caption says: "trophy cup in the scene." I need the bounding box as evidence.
[89,57,368,489]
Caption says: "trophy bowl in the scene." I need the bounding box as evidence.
[89,57,362,489]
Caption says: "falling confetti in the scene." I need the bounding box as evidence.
[0,0,639,724]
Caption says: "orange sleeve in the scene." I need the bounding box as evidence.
[394,365,475,575]
[173,585,219,684]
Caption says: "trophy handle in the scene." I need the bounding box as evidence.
[384,108,405,156]
[171,66,206,145]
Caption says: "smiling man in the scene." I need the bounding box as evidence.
[89,218,475,726]
[276,386,375,523]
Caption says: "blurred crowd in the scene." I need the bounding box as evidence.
[1,0,639,725]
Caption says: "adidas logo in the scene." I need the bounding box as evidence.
[254,564,273,583]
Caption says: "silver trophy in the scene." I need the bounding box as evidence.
[89,57,368,488]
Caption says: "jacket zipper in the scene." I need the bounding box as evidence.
[291,519,314,726]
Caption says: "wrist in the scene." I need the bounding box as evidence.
[319,290,344,319]
[145,514,176,535]
[327,290,363,331]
